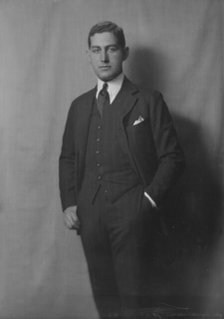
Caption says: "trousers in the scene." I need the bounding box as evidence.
[77,182,156,319]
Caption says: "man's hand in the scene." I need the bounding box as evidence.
[63,206,80,232]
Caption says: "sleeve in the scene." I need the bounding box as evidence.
[144,91,185,206]
[59,101,78,211]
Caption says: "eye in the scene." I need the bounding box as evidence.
[91,47,100,54]
[108,46,118,53]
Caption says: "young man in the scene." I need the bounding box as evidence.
[59,21,185,319]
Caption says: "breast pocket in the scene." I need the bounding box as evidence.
[126,118,151,147]
[126,118,156,160]
[127,118,149,132]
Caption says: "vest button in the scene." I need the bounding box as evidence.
[96,138,100,142]
[97,175,102,180]
[96,163,101,167]
[96,150,100,154]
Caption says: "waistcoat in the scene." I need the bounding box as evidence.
[82,89,140,203]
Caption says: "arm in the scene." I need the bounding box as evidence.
[145,92,185,206]
[59,101,78,212]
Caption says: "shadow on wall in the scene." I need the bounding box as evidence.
[127,46,170,90]
[128,47,223,312]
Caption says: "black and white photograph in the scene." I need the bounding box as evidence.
[0,1,223,318]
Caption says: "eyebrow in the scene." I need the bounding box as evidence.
[90,44,119,49]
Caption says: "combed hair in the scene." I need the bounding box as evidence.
[88,21,126,48]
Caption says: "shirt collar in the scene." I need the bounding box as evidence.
[96,73,124,104]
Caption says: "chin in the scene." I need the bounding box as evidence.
[98,73,111,81]
[99,74,116,82]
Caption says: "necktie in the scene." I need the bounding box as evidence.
[97,82,109,117]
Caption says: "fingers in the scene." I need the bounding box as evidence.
[63,206,80,231]
[65,212,80,230]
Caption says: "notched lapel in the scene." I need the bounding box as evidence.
[118,77,139,121]
[116,78,142,178]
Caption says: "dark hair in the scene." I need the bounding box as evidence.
[88,21,126,48]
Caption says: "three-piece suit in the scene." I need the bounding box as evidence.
[59,77,185,318]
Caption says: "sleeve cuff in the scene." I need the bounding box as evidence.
[144,192,157,209]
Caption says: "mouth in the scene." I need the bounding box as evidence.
[99,66,111,70]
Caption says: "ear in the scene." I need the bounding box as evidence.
[123,47,129,61]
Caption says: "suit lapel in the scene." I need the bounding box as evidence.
[116,78,142,178]
[117,77,139,121]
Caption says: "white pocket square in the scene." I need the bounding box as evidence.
[133,116,144,126]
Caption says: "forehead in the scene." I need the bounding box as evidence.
[89,32,119,47]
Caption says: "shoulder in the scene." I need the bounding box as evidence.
[70,87,96,107]
[64,88,95,122]
[137,84,163,103]
[136,86,166,116]
[128,80,170,117]
[125,77,163,102]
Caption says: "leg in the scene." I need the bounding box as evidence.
[105,186,144,318]
[106,186,157,318]
[79,189,122,318]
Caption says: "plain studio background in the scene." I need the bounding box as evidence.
[0,0,223,318]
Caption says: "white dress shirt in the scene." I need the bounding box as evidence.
[96,73,124,104]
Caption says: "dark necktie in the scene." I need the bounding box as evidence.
[97,82,109,117]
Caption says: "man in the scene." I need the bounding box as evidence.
[59,21,185,319]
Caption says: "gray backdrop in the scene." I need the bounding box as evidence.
[0,0,223,317]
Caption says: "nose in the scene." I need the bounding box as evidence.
[100,49,109,62]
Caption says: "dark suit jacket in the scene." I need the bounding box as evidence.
[59,77,185,212]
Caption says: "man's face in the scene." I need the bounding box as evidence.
[88,32,129,82]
